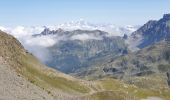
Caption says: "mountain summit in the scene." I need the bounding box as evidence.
[129,14,170,48]
[163,14,170,20]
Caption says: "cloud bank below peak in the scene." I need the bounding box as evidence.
[0,20,139,63]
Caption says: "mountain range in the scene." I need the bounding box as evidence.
[73,14,170,80]
[0,14,170,100]
[29,14,170,75]
[34,29,127,73]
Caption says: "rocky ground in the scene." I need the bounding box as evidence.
[0,57,54,100]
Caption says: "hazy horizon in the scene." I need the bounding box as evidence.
[0,0,170,27]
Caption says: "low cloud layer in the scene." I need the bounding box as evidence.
[0,26,105,63]
[0,24,138,64]
[25,36,56,47]
[0,26,52,63]
[70,33,102,41]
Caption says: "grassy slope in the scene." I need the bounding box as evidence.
[20,54,90,94]
[78,78,170,100]
[0,31,170,100]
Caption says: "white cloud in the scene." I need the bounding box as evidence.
[70,33,102,41]
[0,26,8,32]
[9,26,44,38]
[25,36,56,47]
[0,26,52,63]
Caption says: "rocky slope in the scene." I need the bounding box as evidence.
[128,14,170,49]
[0,56,54,100]
[0,31,53,100]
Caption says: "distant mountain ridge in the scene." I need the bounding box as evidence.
[128,14,170,49]
[50,19,139,36]
[34,28,108,38]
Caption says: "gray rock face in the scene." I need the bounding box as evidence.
[163,14,170,20]
[167,72,170,86]
[131,14,170,48]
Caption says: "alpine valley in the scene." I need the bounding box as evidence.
[0,14,170,100]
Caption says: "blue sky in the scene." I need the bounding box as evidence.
[0,0,170,26]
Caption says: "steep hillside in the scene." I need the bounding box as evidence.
[0,31,53,100]
[0,56,54,100]
[0,31,90,100]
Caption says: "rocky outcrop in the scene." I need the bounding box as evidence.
[167,72,170,86]
[130,14,170,48]
[163,14,170,20]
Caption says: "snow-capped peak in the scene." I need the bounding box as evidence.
[47,20,139,36]
[0,20,139,39]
